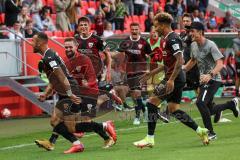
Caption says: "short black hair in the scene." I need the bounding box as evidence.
[36,32,48,42]
[130,22,140,27]
[26,19,33,25]
[64,37,78,45]
[78,16,91,25]
[154,12,173,25]
[182,13,193,21]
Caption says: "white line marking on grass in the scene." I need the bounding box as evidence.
[0,113,233,151]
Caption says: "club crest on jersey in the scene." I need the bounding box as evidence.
[162,42,166,49]
[76,66,82,72]
[88,42,94,48]
[138,44,143,49]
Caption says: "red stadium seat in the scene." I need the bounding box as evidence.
[45,31,53,36]
[139,15,147,22]
[54,31,63,37]
[96,1,100,8]
[63,31,74,37]
[88,1,97,9]
[115,30,122,34]
[0,13,5,23]
[153,2,160,13]
[132,15,140,22]
[81,1,89,9]
[81,8,87,16]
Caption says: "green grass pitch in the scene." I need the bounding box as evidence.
[0,98,239,160]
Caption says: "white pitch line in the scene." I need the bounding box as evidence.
[0,113,233,151]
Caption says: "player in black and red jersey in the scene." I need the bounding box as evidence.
[32,32,84,154]
[133,12,209,148]
[75,16,111,82]
[118,22,152,125]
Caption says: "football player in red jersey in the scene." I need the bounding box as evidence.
[63,37,117,147]
[133,12,209,148]
[75,16,111,82]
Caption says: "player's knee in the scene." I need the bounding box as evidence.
[50,116,61,127]
[147,97,160,106]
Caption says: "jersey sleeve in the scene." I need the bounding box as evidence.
[42,51,61,71]
[143,40,152,55]
[168,38,183,56]
[96,36,107,51]
[210,42,224,61]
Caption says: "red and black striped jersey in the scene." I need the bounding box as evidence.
[75,33,106,76]
[161,32,184,80]
[124,36,151,75]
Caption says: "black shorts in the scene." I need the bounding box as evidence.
[80,96,98,117]
[236,62,240,77]
[127,72,145,90]
[185,66,200,90]
[197,80,221,105]
[160,80,185,104]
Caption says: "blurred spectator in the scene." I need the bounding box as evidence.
[219,11,235,32]
[29,0,43,30]
[134,0,145,16]
[0,23,9,39]
[147,26,162,70]
[95,11,105,36]
[192,9,200,22]
[103,22,114,38]
[122,0,134,16]
[186,0,199,13]
[5,0,22,27]
[207,11,217,30]
[144,10,154,32]
[173,0,185,29]
[100,0,116,23]
[156,6,163,14]
[24,19,38,38]
[54,0,71,31]
[114,0,128,31]
[198,0,208,14]
[199,11,207,30]
[17,6,31,28]
[164,0,178,30]
[41,7,56,31]
[8,20,24,39]
[86,8,96,23]
[66,0,80,31]
[233,30,240,96]
[0,0,5,13]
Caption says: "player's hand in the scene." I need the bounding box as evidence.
[69,94,82,104]
[200,74,212,84]
[139,72,152,84]
[38,94,47,102]
[166,79,174,94]
[82,79,88,87]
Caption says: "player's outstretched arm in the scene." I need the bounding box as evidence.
[52,67,81,104]
[183,58,197,72]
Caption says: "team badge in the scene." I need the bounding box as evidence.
[138,44,142,49]
[88,42,94,48]
[76,66,82,72]
[162,41,166,49]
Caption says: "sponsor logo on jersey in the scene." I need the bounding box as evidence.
[88,42,94,48]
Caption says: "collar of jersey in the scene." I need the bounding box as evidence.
[164,31,174,39]
[43,48,50,57]
[80,33,93,40]
[130,35,140,41]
